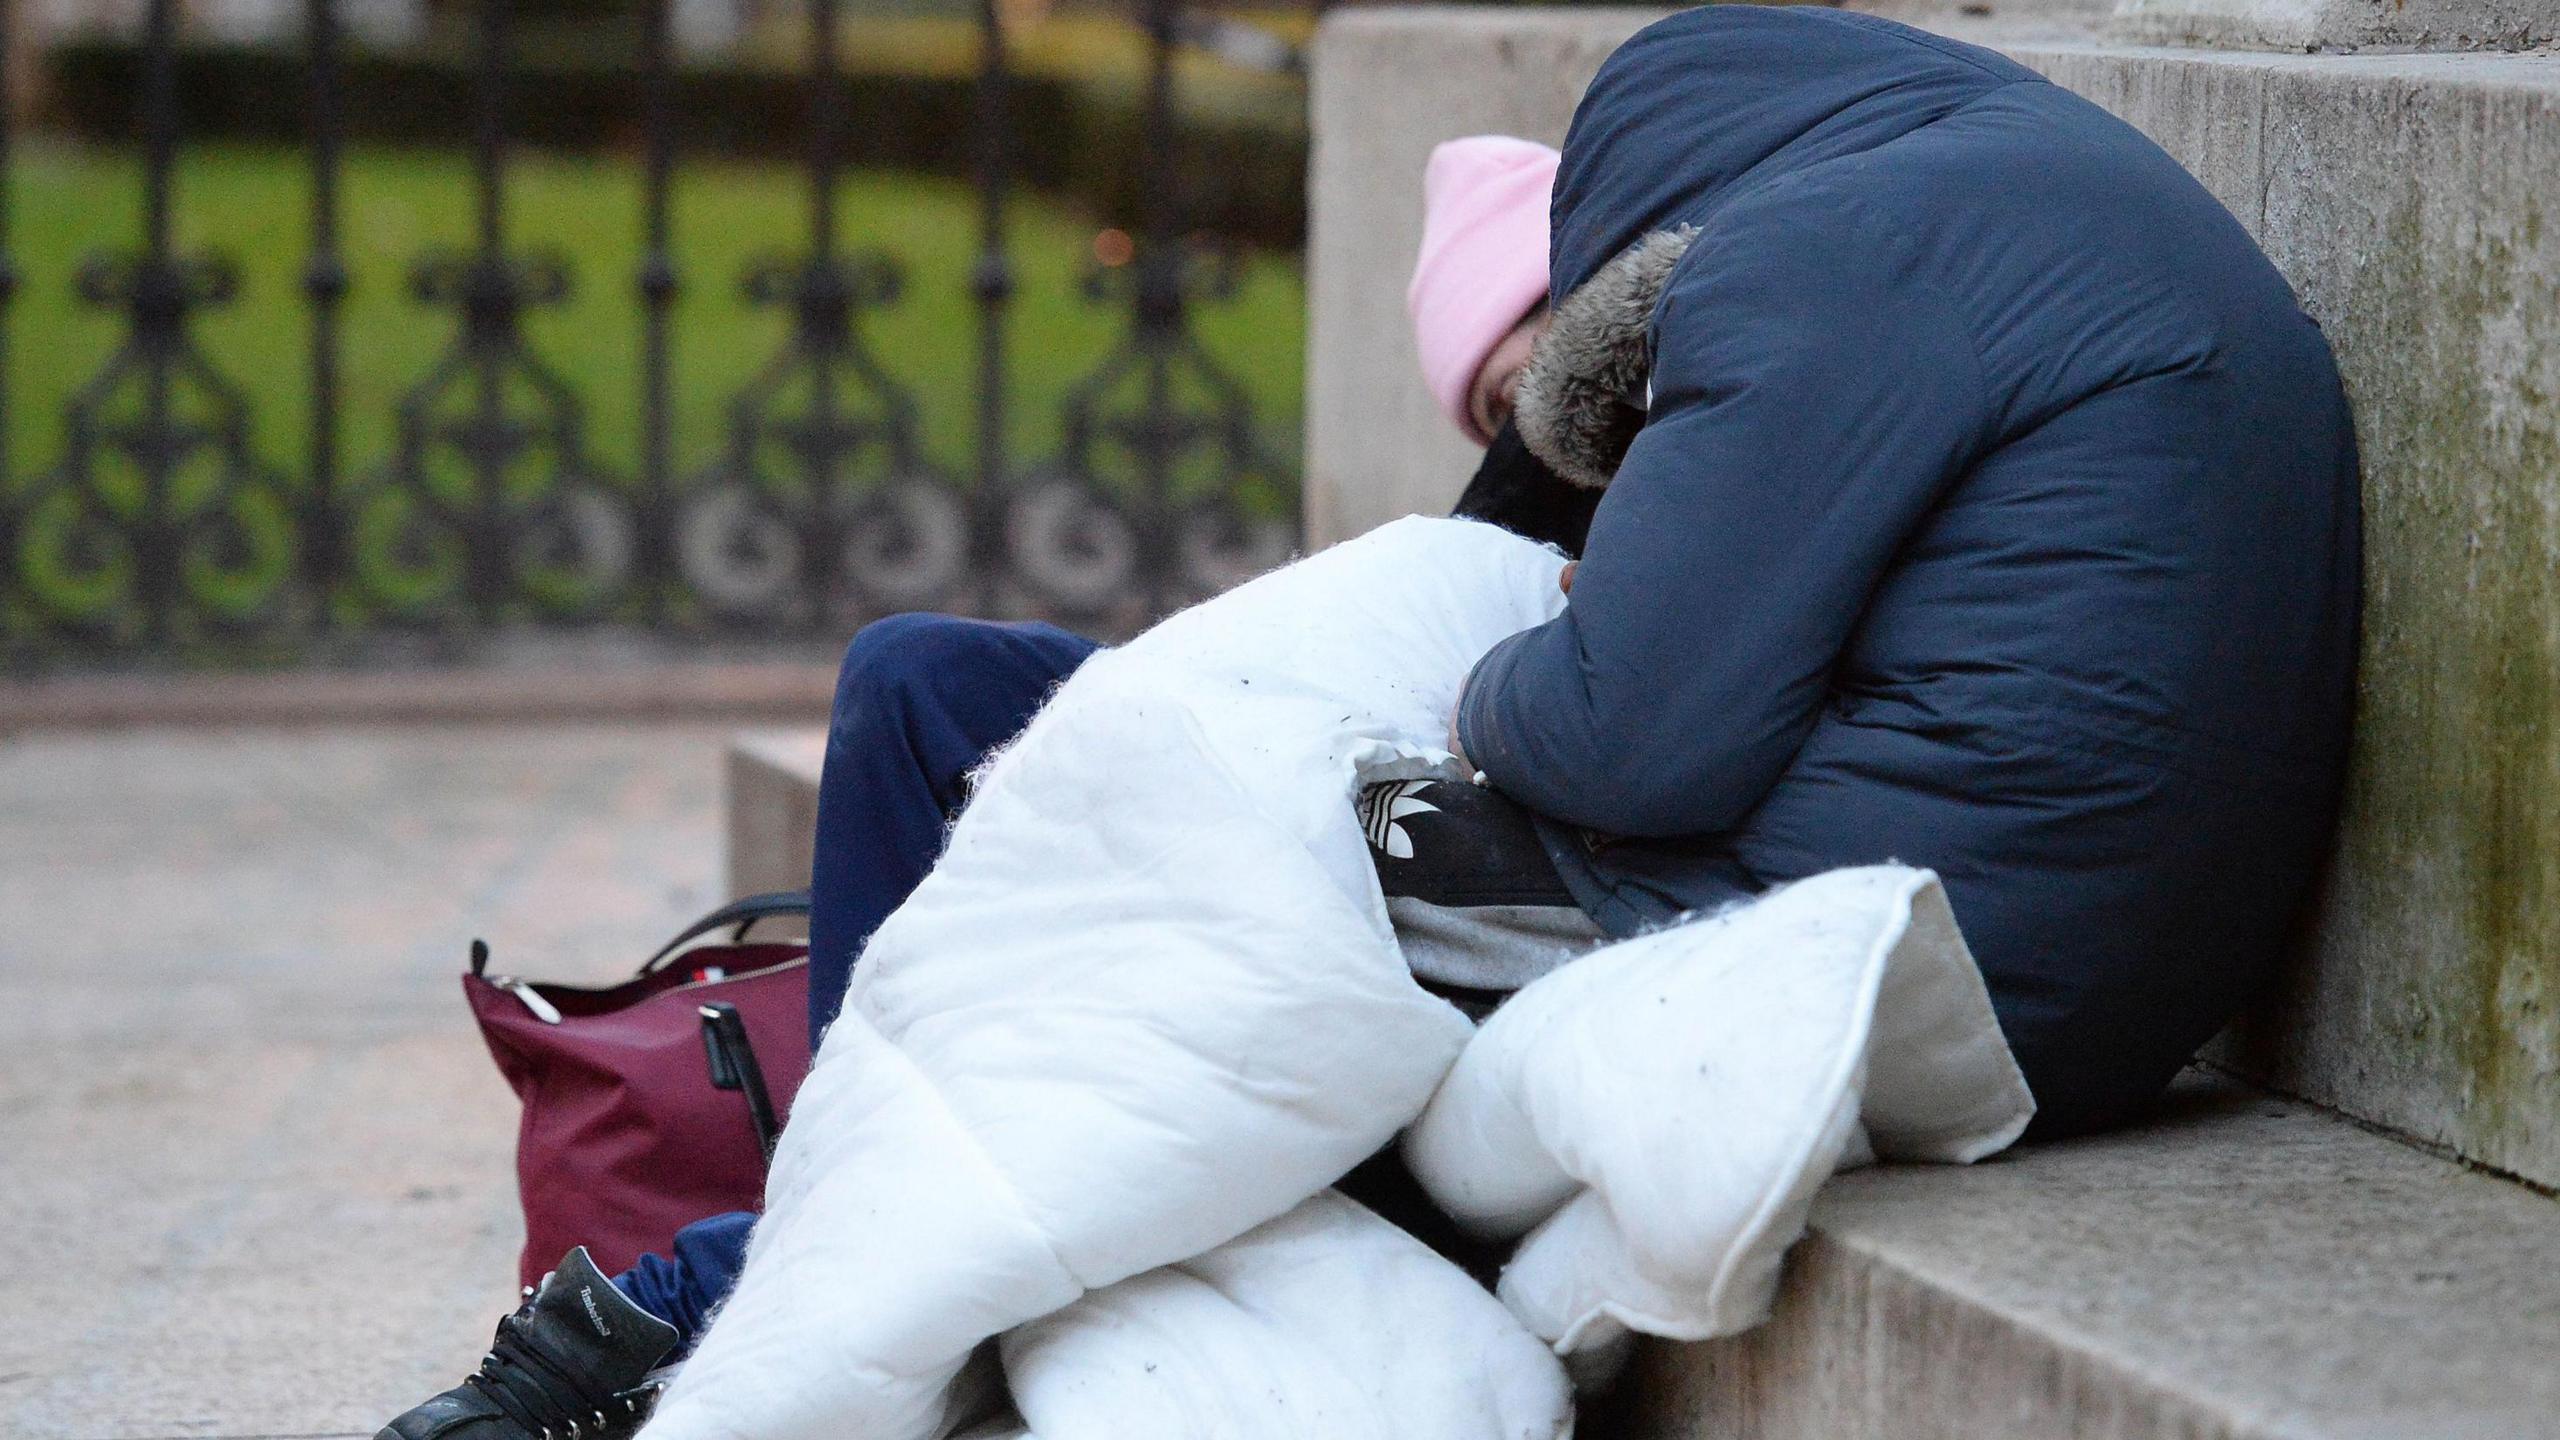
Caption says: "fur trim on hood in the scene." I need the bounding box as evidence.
[1512,226,1695,490]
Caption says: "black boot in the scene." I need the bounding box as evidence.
[378,1247,681,1440]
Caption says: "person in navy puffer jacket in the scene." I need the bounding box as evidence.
[1457,5,2361,1139]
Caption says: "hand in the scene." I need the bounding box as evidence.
[1559,561,1577,596]
[1447,706,1472,772]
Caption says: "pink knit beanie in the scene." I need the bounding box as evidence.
[1407,135,1561,442]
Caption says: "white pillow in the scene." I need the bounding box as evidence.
[1403,865,2033,1352]
[991,1192,1572,1440]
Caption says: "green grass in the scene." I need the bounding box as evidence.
[4,137,1307,494]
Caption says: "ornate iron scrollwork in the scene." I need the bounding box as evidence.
[350,249,634,622]
[18,251,295,645]
[676,0,970,634]
[1002,0,1295,625]
[1008,237,1293,622]
[12,0,295,651]
[3,0,1305,664]
[680,252,963,627]
[344,0,636,628]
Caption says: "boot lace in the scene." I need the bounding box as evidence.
[463,1308,659,1440]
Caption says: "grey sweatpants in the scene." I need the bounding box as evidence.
[1390,896,1605,1000]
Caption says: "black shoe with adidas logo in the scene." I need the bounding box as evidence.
[377,1246,680,1440]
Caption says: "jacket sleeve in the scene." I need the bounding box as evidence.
[1457,195,1994,838]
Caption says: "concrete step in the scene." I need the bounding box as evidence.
[722,730,2560,1438]
[1606,1076,2560,1440]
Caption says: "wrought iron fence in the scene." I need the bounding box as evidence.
[0,0,1303,665]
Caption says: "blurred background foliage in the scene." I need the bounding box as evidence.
[15,1,1311,507]
[43,6,1313,246]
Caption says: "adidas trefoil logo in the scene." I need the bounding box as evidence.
[1359,780,1439,861]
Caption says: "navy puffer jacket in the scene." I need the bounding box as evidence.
[1455,6,2360,1138]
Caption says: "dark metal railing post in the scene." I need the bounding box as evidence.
[1135,0,1183,302]
[0,0,15,648]
[1003,0,1290,623]
[678,0,938,630]
[466,0,512,623]
[969,0,1016,589]
[305,0,348,617]
[0,0,16,521]
[1133,0,1184,614]
[37,0,275,647]
[136,0,183,641]
[638,0,680,621]
[801,0,847,619]
[807,0,844,264]
[374,0,606,627]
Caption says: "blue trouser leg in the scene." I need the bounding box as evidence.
[610,614,1099,1351]
[610,1210,755,1354]
[804,614,1103,1046]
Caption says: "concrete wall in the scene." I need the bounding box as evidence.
[2023,45,2560,1189]
[1304,9,1667,546]
[2112,0,2558,52]
[1306,9,2560,1186]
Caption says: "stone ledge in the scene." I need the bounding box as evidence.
[0,659,839,733]
[1606,1074,2560,1440]
[725,727,826,900]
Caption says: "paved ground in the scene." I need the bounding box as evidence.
[0,725,738,1440]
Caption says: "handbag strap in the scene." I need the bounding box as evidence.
[641,889,813,974]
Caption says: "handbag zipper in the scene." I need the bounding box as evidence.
[487,976,564,1025]
[485,955,810,1024]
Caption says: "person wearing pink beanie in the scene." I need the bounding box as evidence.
[1410,135,1596,565]
[1408,136,1561,445]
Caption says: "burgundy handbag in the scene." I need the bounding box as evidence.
[465,891,814,1288]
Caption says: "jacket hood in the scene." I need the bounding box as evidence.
[1545,8,2032,300]
[1517,7,2036,484]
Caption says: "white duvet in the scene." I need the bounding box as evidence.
[643,518,2032,1440]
